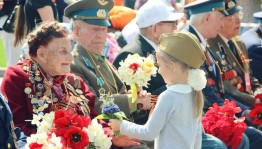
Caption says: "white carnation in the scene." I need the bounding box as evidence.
[188,69,207,91]
[85,119,112,149]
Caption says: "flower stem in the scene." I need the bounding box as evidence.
[114,130,121,136]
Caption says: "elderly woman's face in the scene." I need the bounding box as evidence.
[43,37,73,76]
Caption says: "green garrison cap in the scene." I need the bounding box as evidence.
[224,0,242,16]
[184,0,228,19]
[158,32,206,69]
[64,0,114,26]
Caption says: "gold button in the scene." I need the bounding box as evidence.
[8,143,11,148]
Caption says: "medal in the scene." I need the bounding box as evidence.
[38,106,44,112]
[31,98,38,104]
[70,96,78,104]
[36,92,42,97]
[24,87,32,94]
[77,97,83,102]
[80,95,86,100]
[208,66,213,72]
[76,89,83,95]
[98,87,106,95]
[35,70,40,76]
[46,89,52,97]
[37,99,45,106]
[74,79,80,88]
[53,98,58,102]
[35,76,42,81]
[36,84,44,91]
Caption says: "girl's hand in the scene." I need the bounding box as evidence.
[137,90,153,110]
[109,119,122,131]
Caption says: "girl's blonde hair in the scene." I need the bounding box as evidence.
[156,50,204,119]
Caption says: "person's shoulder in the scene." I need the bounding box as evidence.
[4,60,29,79]
[241,29,261,49]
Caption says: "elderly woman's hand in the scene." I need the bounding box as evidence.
[0,1,4,11]
[111,134,141,147]
[109,120,141,147]
[137,90,153,110]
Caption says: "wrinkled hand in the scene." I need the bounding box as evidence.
[0,1,4,11]
[137,90,153,110]
[112,134,141,147]
[108,119,121,131]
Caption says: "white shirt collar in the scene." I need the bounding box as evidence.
[191,25,207,51]
[140,34,158,50]
[166,84,192,94]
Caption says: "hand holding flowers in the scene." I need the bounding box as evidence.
[117,54,157,103]
[96,94,127,136]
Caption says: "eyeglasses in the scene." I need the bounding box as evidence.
[230,11,244,21]
[158,20,178,26]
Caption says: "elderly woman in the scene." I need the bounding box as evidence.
[1,21,144,148]
[1,21,96,136]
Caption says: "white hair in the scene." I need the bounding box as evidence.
[190,11,217,25]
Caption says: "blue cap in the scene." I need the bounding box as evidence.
[224,0,242,16]
[254,11,262,24]
[64,0,114,26]
[184,0,228,19]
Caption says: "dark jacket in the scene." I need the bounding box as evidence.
[0,94,27,149]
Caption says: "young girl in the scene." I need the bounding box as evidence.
[109,32,207,149]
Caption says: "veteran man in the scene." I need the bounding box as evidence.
[241,11,262,84]
[207,0,257,110]
[185,0,262,149]
[65,0,151,148]
[184,0,251,149]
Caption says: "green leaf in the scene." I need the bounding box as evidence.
[96,114,110,119]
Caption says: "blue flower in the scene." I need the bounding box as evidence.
[102,104,120,115]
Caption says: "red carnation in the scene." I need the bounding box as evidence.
[202,100,247,149]
[71,114,91,129]
[249,103,262,126]
[129,63,140,73]
[255,93,262,103]
[64,126,89,149]
[29,143,43,149]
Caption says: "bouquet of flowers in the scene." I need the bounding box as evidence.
[25,109,112,149]
[117,54,157,103]
[202,99,247,149]
[96,94,127,136]
[249,89,262,126]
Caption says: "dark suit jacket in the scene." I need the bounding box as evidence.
[188,25,225,111]
[113,34,166,95]
[241,28,262,84]
[0,94,27,149]
[71,44,131,117]
[207,35,254,107]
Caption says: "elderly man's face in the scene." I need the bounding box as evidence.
[75,21,107,55]
[205,11,225,38]
[42,37,73,76]
[220,11,242,39]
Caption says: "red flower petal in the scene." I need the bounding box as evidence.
[29,143,43,149]
[64,126,89,149]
